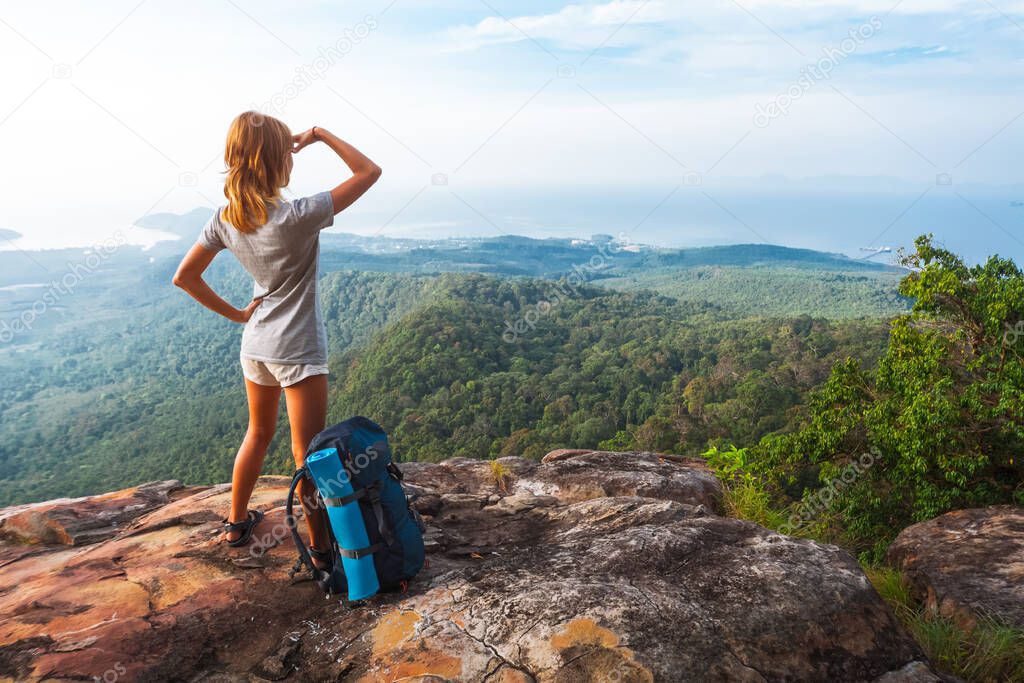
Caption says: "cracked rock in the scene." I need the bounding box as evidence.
[0,451,935,681]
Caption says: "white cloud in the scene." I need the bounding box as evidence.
[445,0,669,52]
[445,0,1022,56]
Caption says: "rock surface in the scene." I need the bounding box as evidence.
[0,451,935,682]
[887,505,1024,629]
[0,480,185,546]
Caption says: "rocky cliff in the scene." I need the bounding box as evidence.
[0,451,940,682]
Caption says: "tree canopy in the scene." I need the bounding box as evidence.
[751,235,1024,558]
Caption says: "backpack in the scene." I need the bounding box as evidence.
[286,416,425,600]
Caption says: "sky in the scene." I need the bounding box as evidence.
[1,0,1023,258]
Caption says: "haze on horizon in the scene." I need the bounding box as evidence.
[1,0,1022,261]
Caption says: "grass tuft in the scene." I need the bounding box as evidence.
[866,567,1024,682]
[488,459,513,493]
[719,479,790,531]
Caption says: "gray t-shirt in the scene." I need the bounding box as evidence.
[196,192,334,364]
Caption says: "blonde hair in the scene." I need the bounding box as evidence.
[221,111,292,232]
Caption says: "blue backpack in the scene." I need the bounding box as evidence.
[286,417,425,600]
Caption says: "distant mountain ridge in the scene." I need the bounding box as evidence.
[129,206,901,273]
[642,242,900,271]
[133,207,215,239]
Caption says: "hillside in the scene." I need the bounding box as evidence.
[0,268,888,505]
[0,227,910,506]
[328,274,888,462]
[604,266,906,318]
[0,269,430,505]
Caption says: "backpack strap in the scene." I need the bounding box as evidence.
[338,542,386,559]
[324,479,396,549]
[366,481,396,547]
[286,467,318,577]
[323,488,367,507]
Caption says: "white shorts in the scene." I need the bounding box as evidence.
[240,357,328,388]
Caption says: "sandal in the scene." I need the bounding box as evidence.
[308,545,334,571]
[223,509,264,547]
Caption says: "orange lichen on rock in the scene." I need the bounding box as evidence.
[550,618,654,683]
[362,609,463,681]
[369,610,422,657]
[550,617,620,650]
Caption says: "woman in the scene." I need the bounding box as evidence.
[173,111,381,561]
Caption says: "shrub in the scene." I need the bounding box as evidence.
[752,235,1024,560]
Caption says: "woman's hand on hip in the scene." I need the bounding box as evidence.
[234,297,265,324]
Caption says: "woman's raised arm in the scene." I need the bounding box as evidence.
[292,127,382,214]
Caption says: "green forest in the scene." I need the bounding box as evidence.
[0,265,887,505]
[327,275,889,461]
[0,234,902,505]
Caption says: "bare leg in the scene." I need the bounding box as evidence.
[227,379,281,542]
[283,374,330,553]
